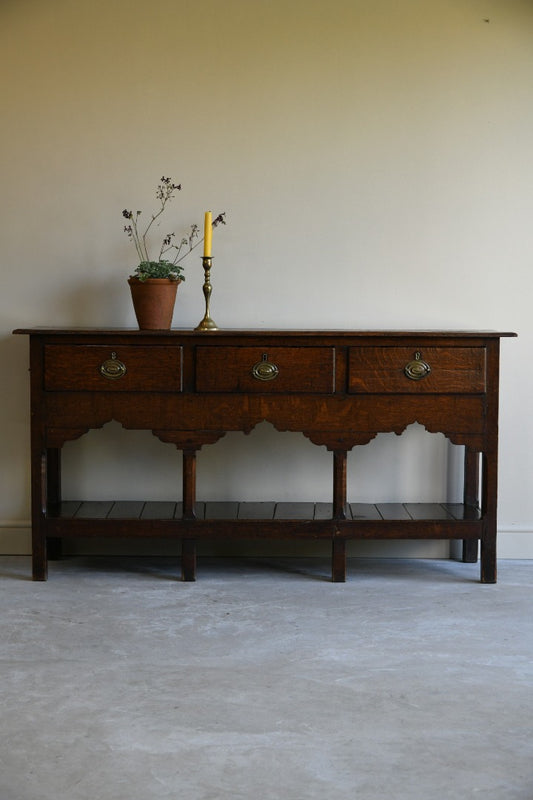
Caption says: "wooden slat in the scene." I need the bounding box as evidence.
[314,503,352,519]
[108,501,145,519]
[56,501,82,518]
[443,503,481,520]
[75,501,113,519]
[404,503,455,520]
[349,503,382,520]
[50,500,480,524]
[141,501,177,519]
[238,502,276,519]
[275,502,315,519]
[376,503,411,520]
[204,502,239,519]
[314,502,333,519]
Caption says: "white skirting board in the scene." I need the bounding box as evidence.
[496,529,533,559]
[1,523,531,559]
[0,523,31,554]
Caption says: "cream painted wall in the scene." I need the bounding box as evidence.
[1,0,531,557]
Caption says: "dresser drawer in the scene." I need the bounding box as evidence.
[196,346,335,393]
[44,345,182,392]
[348,347,486,393]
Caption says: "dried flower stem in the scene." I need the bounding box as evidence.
[122,177,226,282]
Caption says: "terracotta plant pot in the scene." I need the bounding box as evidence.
[128,277,180,330]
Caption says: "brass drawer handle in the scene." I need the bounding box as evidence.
[252,353,279,382]
[404,351,431,381]
[100,352,127,380]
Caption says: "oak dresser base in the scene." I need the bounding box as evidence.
[14,328,515,583]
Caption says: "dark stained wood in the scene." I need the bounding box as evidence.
[46,447,63,559]
[205,502,239,519]
[332,538,346,582]
[14,328,515,583]
[46,500,483,526]
[196,346,335,394]
[43,391,488,438]
[181,539,196,581]
[238,502,276,519]
[182,451,197,520]
[29,337,47,580]
[348,346,486,394]
[107,501,145,519]
[479,339,502,583]
[349,503,382,520]
[443,503,481,521]
[14,328,516,338]
[376,503,411,520]
[314,502,332,519]
[333,451,348,520]
[141,502,177,519]
[75,501,113,518]
[404,503,455,520]
[53,501,82,518]
[42,513,483,542]
[274,502,316,519]
[181,450,197,577]
[44,344,182,392]
[462,447,481,561]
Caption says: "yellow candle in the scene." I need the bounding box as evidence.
[203,211,212,258]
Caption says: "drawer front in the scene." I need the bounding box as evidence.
[348,347,486,393]
[44,345,182,392]
[196,346,335,393]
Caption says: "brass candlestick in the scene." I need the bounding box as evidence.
[194,256,218,331]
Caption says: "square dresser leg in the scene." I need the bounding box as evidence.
[181,539,197,581]
[332,538,346,582]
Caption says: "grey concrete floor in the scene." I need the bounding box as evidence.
[1,556,532,800]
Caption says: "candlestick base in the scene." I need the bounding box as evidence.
[194,256,219,332]
[195,316,218,332]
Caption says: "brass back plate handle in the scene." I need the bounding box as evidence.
[404,351,431,381]
[252,353,279,382]
[100,352,127,380]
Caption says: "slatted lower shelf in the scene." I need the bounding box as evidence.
[51,501,481,522]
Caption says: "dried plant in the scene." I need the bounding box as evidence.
[122,177,226,281]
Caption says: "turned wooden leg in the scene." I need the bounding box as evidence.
[480,452,497,583]
[331,451,348,581]
[333,450,348,520]
[31,452,48,580]
[462,448,480,563]
[46,447,63,560]
[181,449,197,581]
